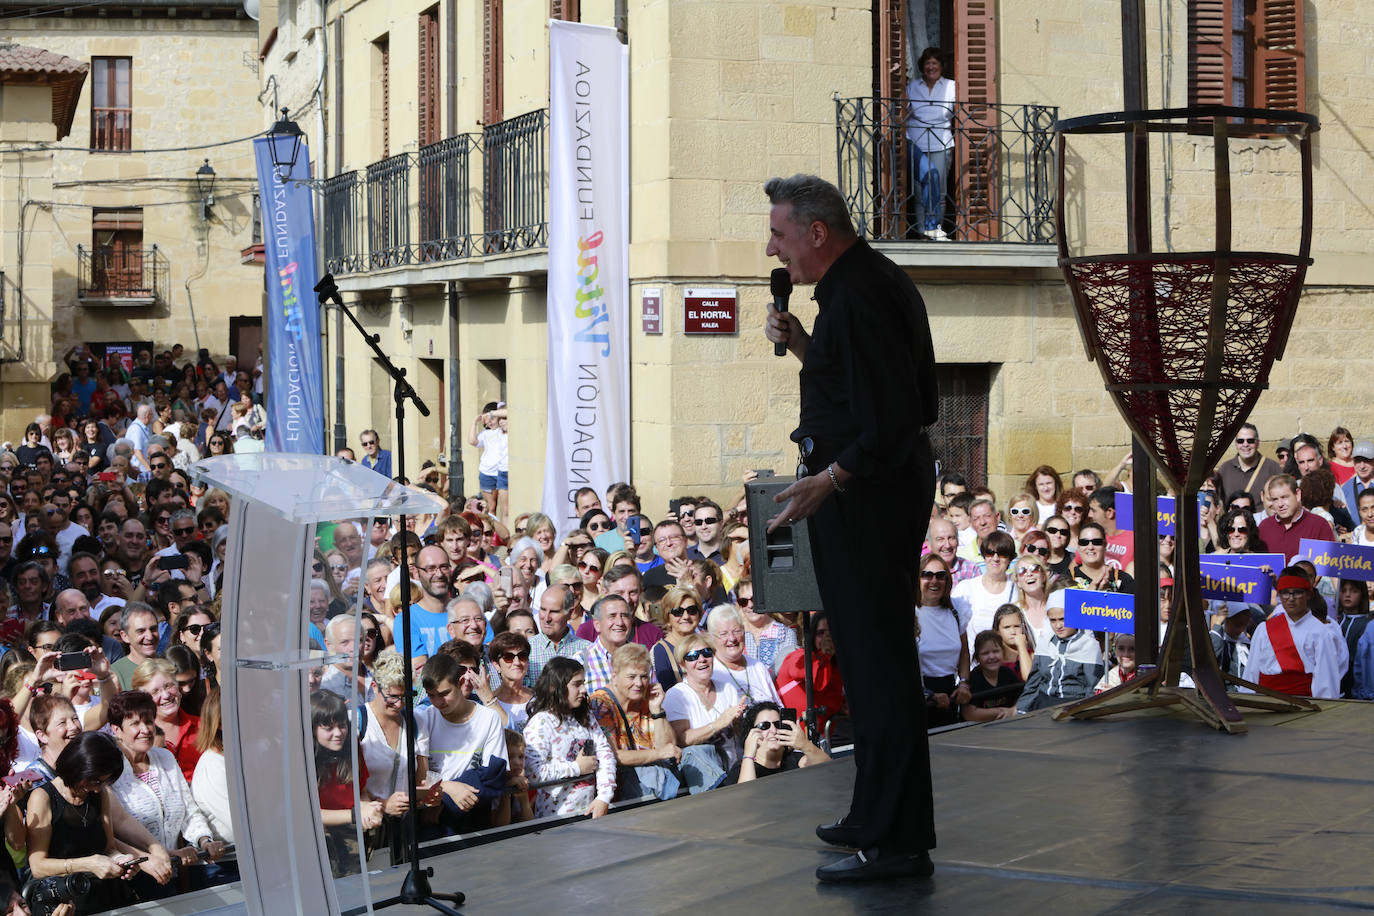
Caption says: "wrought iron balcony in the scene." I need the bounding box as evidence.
[835,97,1058,245]
[322,110,547,276]
[76,243,169,305]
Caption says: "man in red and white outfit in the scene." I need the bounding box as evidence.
[1243,567,1345,698]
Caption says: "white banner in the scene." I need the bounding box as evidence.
[543,21,630,530]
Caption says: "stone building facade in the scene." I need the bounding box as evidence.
[0,0,263,442]
[258,0,1372,517]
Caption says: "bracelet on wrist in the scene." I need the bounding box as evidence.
[826,463,846,494]
[743,755,756,763]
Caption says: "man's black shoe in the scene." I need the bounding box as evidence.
[815,847,934,883]
[815,820,861,848]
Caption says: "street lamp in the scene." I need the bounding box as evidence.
[195,158,216,220]
[267,106,304,176]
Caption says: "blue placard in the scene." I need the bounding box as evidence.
[1063,588,1135,636]
[1199,561,1271,602]
[1299,539,1374,582]
[1200,552,1284,572]
[1114,492,1212,536]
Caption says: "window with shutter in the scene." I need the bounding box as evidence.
[419,8,440,147]
[1189,0,1305,112]
[550,0,579,21]
[954,0,998,240]
[873,0,908,238]
[90,57,132,151]
[483,0,503,126]
[375,36,391,158]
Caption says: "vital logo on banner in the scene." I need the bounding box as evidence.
[542,21,630,529]
[253,137,324,455]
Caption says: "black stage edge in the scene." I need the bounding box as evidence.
[143,699,1374,914]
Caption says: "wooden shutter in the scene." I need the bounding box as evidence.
[1253,0,1304,111]
[483,0,503,126]
[418,8,440,147]
[954,0,998,240]
[550,0,579,21]
[379,37,391,158]
[1188,0,1230,107]
[871,0,906,238]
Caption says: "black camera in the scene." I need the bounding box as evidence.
[25,871,94,914]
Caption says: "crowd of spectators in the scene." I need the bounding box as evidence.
[8,339,1372,912]
[920,422,1374,720]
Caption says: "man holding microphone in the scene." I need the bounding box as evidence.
[763,174,939,882]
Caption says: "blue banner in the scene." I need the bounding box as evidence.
[1200,552,1284,573]
[1063,588,1135,635]
[254,138,324,454]
[1114,492,1214,536]
[1199,560,1271,602]
[1299,538,1374,582]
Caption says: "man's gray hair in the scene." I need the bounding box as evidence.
[592,593,630,621]
[763,174,856,238]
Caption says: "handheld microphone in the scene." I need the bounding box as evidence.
[770,268,792,357]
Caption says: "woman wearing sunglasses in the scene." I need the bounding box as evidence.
[488,632,535,733]
[727,701,827,786]
[651,586,704,688]
[916,554,970,727]
[576,547,608,618]
[1056,493,1090,550]
[1005,492,1039,550]
[1042,514,1074,579]
[663,633,746,788]
[736,577,798,676]
[360,650,425,833]
[1214,506,1262,555]
[952,530,1017,644]
[1013,556,1060,651]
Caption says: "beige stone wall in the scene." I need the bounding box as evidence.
[0,15,264,444]
[0,85,60,440]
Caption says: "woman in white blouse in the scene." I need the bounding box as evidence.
[706,605,783,707]
[108,691,225,895]
[663,634,746,791]
[905,46,957,239]
[952,530,1017,642]
[916,554,970,727]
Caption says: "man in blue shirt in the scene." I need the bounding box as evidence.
[359,428,393,478]
[392,545,451,668]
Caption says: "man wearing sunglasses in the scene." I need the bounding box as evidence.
[644,520,691,589]
[686,500,727,565]
[1217,423,1283,506]
[762,174,937,883]
[358,428,392,479]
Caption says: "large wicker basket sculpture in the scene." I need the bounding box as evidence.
[1053,106,1320,733]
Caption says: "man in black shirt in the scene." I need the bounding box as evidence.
[763,174,938,883]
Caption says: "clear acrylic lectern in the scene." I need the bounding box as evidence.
[193,453,446,915]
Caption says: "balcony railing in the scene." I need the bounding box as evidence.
[76,243,169,304]
[323,109,547,276]
[835,97,1058,245]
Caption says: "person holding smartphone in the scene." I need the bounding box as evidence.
[726,702,827,785]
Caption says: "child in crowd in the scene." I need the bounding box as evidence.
[960,631,1023,722]
[945,493,977,550]
[492,729,532,827]
[1093,633,1139,694]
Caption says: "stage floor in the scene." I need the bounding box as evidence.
[369,699,1374,915]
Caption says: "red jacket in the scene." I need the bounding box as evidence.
[775,647,845,731]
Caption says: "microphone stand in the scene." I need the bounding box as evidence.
[314,274,465,914]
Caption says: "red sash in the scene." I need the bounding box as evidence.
[1257,612,1313,697]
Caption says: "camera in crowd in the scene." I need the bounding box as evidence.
[24,871,94,915]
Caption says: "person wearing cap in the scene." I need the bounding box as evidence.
[1339,440,1374,517]
[1210,603,1254,677]
[1243,566,1343,699]
[1275,438,1293,469]
[1216,423,1282,506]
[1257,474,1335,562]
